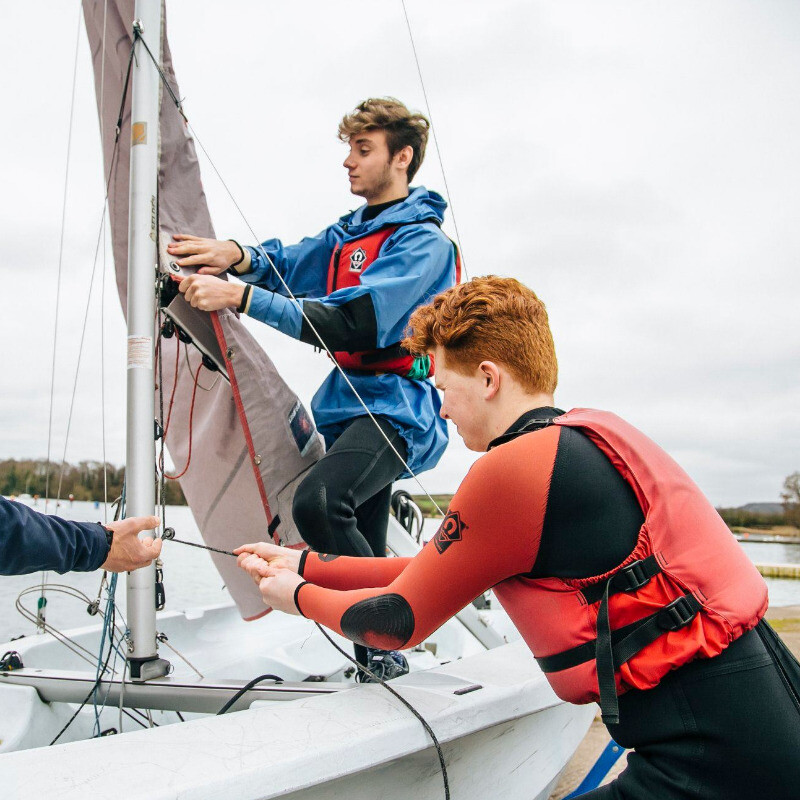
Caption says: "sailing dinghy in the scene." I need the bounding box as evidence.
[0,1,594,797]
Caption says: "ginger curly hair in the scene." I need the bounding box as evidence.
[403,276,558,394]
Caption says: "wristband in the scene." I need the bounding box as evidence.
[237,284,253,314]
[101,524,114,552]
[298,549,309,577]
[293,581,309,616]
[227,239,246,270]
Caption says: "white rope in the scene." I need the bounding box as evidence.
[400,0,468,280]
[157,633,204,679]
[183,344,222,392]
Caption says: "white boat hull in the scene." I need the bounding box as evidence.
[0,603,594,799]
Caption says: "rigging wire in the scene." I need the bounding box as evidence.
[53,193,120,506]
[39,23,136,637]
[133,35,446,517]
[48,20,136,512]
[15,586,104,668]
[39,1,85,631]
[400,0,468,281]
[100,0,110,524]
[30,22,138,741]
[44,2,84,517]
[92,571,119,735]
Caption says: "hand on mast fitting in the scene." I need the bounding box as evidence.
[101,515,163,573]
[167,233,250,275]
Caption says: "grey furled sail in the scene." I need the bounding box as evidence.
[82,0,322,619]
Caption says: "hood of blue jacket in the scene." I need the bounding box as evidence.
[337,186,447,236]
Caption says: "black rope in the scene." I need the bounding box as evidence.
[116,40,137,136]
[133,28,186,121]
[49,604,117,746]
[314,623,450,800]
[161,529,236,558]
[216,673,285,716]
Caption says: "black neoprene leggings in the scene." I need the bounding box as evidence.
[292,416,407,666]
[582,620,800,799]
[292,415,407,559]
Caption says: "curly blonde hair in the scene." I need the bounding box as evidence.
[338,98,430,182]
[403,276,558,394]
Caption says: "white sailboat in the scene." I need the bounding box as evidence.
[0,2,594,797]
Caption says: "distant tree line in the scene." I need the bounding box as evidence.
[0,459,186,506]
[715,507,787,529]
[782,472,800,528]
[715,472,800,530]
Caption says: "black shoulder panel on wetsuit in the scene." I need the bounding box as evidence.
[300,293,378,351]
[340,593,415,649]
[531,426,644,579]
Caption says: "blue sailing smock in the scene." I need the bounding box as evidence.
[239,186,454,477]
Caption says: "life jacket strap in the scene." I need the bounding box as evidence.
[579,554,661,605]
[595,592,701,724]
[534,554,702,725]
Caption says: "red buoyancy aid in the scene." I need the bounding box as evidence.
[326,224,461,377]
[492,408,767,723]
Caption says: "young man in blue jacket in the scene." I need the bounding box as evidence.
[168,98,458,678]
[0,497,161,575]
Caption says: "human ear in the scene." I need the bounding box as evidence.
[479,361,501,398]
[396,145,413,168]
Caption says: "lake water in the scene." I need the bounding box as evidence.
[2,499,798,644]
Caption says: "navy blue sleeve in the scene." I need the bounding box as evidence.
[0,497,110,575]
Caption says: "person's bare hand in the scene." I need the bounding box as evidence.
[234,542,302,573]
[237,553,272,586]
[101,515,162,573]
[167,234,241,275]
[179,274,244,311]
[257,566,305,615]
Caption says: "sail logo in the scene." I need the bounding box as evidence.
[349,247,367,272]
[433,510,467,554]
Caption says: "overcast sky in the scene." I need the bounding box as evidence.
[1,0,798,506]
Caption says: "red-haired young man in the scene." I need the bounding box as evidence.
[236,276,800,799]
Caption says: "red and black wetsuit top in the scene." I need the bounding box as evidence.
[294,406,642,642]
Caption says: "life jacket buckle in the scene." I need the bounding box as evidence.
[658,595,699,631]
[618,559,652,592]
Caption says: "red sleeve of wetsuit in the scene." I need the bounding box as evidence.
[300,552,412,590]
[295,426,560,650]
